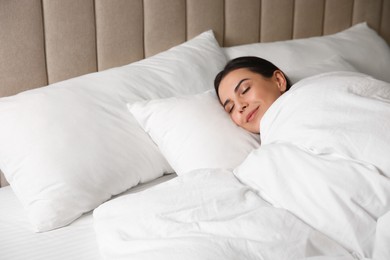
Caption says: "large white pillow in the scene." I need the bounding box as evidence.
[224,23,390,83]
[128,90,261,175]
[286,55,359,84]
[0,30,227,232]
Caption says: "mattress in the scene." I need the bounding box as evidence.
[0,174,176,260]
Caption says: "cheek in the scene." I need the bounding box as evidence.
[252,90,266,102]
[230,113,242,126]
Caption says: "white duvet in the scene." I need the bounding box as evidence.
[94,72,390,260]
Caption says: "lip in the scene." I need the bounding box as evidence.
[246,106,259,122]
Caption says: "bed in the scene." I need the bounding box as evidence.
[1,0,390,259]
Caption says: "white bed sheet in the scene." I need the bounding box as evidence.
[0,174,176,260]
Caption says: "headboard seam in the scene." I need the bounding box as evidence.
[351,0,356,27]
[321,0,326,35]
[258,0,261,42]
[222,0,226,46]
[93,0,99,70]
[40,0,49,85]
[184,0,188,40]
[291,0,296,38]
[141,0,146,59]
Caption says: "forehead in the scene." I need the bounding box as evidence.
[221,68,254,85]
[218,68,255,98]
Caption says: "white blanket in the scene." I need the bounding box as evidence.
[94,169,353,260]
[236,72,390,259]
[94,72,390,260]
[259,72,390,177]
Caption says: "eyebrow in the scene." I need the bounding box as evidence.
[222,78,249,108]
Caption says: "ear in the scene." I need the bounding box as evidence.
[273,70,287,93]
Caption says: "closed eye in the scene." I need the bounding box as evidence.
[224,103,234,114]
[229,104,235,114]
[242,87,250,94]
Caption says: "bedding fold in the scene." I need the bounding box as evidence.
[94,169,354,260]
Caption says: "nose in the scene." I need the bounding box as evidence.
[238,102,248,113]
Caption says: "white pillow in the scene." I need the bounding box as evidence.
[0,30,227,232]
[224,23,390,83]
[286,55,359,84]
[128,90,261,175]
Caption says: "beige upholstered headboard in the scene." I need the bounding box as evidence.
[0,0,389,187]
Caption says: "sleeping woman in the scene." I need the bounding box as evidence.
[214,56,390,177]
[215,56,390,258]
[214,56,292,134]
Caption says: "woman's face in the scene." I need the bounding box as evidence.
[217,68,287,134]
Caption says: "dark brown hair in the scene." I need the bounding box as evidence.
[214,56,292,99]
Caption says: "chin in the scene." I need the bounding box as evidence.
[242,121,260,134]
[247,127,259,134]
[250,122,260,134]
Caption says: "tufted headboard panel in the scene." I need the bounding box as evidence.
[0,0,389,187]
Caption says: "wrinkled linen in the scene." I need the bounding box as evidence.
[94,170,353,260]
[235,72,390,259]
[94,72,389,260]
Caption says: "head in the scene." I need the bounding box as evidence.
[214,56,292,134]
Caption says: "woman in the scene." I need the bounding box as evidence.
[214,56,292,134]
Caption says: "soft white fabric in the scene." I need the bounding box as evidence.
[0,175,175,260]
[224,23,390,83]
[261,71,390,176]
[94,169,354,260]
[286,55,359,84]
[373,211,390,260]
[128,90,260,175]
[0,186,102,260]
[0,30,227,232]
[234,72,390,258]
